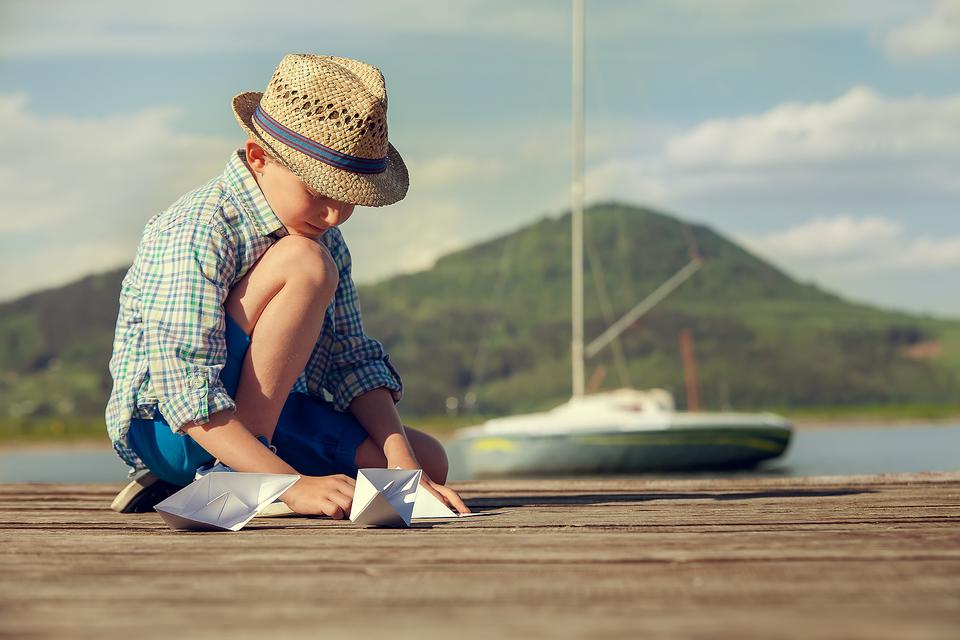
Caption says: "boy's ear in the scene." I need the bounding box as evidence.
[245,139,269,173]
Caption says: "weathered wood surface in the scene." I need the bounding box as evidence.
[1,472,958,640]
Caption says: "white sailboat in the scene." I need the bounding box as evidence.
[448,0,792,478]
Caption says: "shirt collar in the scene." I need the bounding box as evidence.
[223,149,288,238]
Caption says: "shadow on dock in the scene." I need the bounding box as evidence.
[467,487,873,508]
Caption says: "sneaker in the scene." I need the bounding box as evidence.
[110,471,183,514]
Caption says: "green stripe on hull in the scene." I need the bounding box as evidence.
[456,427,793,477]
[571,431,789,453]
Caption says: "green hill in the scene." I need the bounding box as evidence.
[361,203,960,415]
[1,203,958,437]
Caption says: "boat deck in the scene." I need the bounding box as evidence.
[1,472,958,639]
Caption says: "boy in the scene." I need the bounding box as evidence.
[106,54,467,518]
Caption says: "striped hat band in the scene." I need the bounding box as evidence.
[253,105,388,175]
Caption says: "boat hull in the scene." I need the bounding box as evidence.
[448,424,792,478]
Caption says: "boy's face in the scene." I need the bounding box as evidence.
[245,140,355,239]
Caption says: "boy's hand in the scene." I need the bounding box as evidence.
[282,475,355,519]
[386,451,470,515]
[420,476,471,515]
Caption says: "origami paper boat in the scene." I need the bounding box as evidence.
[412,482,464,519]
[349,468,479,527]
[154,472,300,532]
[349,468,422,527]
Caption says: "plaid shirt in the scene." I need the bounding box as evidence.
[105,150,402,471]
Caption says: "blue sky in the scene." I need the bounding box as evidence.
[1,0,958,316]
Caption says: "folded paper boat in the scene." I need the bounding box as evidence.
[350,468,422,527]
[155,472,300,532]
[349,468,480,527]
[412,482,462,519]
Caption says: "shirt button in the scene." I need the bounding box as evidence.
[192,375,206,389]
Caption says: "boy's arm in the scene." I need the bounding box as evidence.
[318,233,467,513]
[348,387,417,468]
[315,229,403,412]
[349,387,469,514]
[140,219,239,434]
[138,220,354,517]
[183,410,356,518]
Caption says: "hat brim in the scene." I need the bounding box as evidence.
[232,91,409,207]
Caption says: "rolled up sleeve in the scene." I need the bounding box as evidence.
[141,218,238,432]
[324,236,402,411]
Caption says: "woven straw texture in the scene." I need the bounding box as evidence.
[233,54,408,207]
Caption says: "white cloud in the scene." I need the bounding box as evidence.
[739,215,960,275]
[413,155,503,190]
[737,214,960,316]
[0,93,236,300]
[578,86,960,316]
[587,86,960,207]
[0,0,923,56]
[0,0,567,56]
[665,86,960,167]
[745,216,901,260]
[886,0,960,59]
[898,235,960,270]
[0,92,550,301]
[343,197,470,282]
[655,1,916,33]
[32,1,895,55]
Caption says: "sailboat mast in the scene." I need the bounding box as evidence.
[571,0,586,398]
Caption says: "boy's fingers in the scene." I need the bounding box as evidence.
[331,491,352,512]
[423,482,451,507]
[438,485,471,514]
[426,481,470,514]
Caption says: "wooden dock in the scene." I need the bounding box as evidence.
[1,472,958,639]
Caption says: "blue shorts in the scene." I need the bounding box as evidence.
[128,315,369,486]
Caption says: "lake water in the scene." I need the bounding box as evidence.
[0,423,958,483]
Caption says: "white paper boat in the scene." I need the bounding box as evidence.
[350,468,421,527]
[349,468,481,527]
[412,483,462,519]
[155,472,300,532]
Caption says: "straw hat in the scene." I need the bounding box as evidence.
[232,54,408,207]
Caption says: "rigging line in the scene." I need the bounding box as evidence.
[584,223,633,388]
[615,207,633,312]
[681,221,703,263]
[578,2,654,387]
[585,259,702,359]
[612,206,640,382]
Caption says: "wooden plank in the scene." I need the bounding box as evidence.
[0,472,958,640]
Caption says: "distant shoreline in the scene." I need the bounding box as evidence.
[0,439,115,452]
[791,416,960,430]
[1,416,958,452]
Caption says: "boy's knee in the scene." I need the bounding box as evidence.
[407,428,449,484]
[264,235,339,295]
[353,428,449,484]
